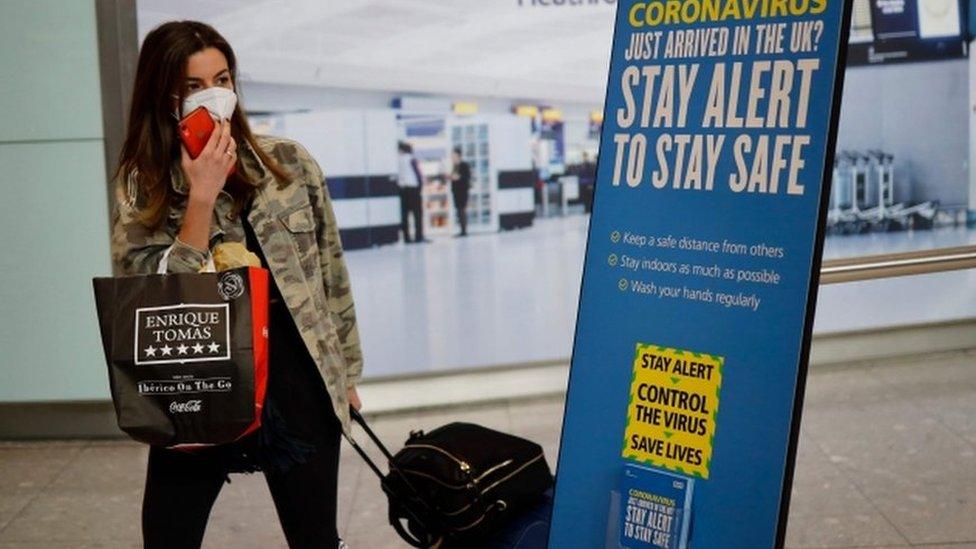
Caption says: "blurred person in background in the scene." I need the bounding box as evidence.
[449,147,471,237]
[110,20,362,549]
[397,141,427,243]
[579,151,597,214]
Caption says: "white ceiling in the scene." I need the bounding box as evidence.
[137,0,617,103]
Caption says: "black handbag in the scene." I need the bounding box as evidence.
[349,409,554,548]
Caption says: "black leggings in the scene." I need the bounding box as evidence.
[142,432,341,549]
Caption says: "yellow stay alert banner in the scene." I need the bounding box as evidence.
[623,344,724,479]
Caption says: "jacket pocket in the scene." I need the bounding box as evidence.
[277,203,323,286]
[279,204,316,233]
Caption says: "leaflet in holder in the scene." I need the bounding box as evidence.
[606,464,693,549]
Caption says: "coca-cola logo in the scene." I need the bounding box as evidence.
[169,400,203,414]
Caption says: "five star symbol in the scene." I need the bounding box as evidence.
[142,341,222,359]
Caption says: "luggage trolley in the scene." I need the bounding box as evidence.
[889,195,940,230]
[827,149,940,234]
[857,150,903,231]
[868,150,896,212]
[831,151,871,234]
[869,150,939,231]
[827,156,849,233]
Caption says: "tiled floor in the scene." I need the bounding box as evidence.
[343,216,976,377]
[2,350,976,548]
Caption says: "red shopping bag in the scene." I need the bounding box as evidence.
[92,267,269,447]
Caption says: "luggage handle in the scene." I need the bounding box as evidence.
[349,407,427,498]
[350,407,397,465]
[348,407,444,548]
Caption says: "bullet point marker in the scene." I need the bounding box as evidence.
[608,254,618,267]
[610,231,621,243]
[618,278,629,291]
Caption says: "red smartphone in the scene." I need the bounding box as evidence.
[178,106,236,175]
[178,106,215,159]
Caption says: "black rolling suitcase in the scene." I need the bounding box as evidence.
[348,409,553,548]
[475,488,553,549]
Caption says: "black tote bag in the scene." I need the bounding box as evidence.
[92,266,269,447]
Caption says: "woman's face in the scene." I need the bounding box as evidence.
[184,47,233,95]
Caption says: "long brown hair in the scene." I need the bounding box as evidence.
[116,20,290,228]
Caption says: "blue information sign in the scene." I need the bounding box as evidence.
[550,1,852,547]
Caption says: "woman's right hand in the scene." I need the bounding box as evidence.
[181,119,236,206]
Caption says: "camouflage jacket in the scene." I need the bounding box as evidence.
[111,134,363,435]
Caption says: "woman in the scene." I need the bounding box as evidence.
[110,21,362,549]
[448,147,471,237]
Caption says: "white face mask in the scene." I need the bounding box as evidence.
[180,86,237,120]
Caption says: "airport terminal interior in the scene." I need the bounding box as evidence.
[3,0,976,547]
